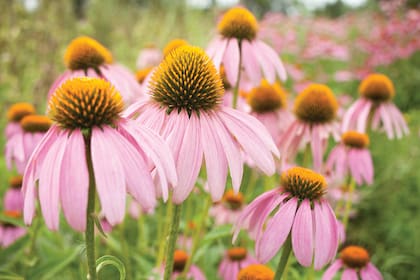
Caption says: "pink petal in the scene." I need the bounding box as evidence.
[342,268,358,280]
[356,100,372,133]
[360,263,383,280]
[256,40,287,81]
[257,197,298,263]
[252,41,275,83]
[223,39,240,86]
[91,127,126,225]
[322,260,343,280]
[311,125,323,172]
[292,199,314,267]
[241,40,262,84]
[208,37,229,69]
[59,130,89,232]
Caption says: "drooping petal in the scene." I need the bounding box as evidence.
[223,39,240,86]
[241,40,262,84]
[91,127,126,225]
[256,197,298,263]
[252,41,275,83]
[311,125,323,172]
[256,40,287,81]
[207,37,229,69]
[356,100,372,133]
[342,268,358,280]
[360,263,383,280]
[292,199,314,267]
[59,130,89,232]
[322,260,343,280]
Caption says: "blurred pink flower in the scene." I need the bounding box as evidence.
[218,247,258,280]
[4,176,24,212]
[5,103,35,140]
[209,190,246,225]
[136,45,162,69]
[0,211,27,248]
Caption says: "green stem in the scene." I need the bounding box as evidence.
[163,203,182,280]
[342,178,356,230]
[306,265,315,280]
[232,40,243,109]
[85,134,97,280]
[157,198,174,267]
[302,143,312,168]
[274,235,292,280]
[120,223,132,280]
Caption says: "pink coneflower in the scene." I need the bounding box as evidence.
[279,84,340,171]
[218,247,258,280]
[5,115,52,173]
[136,44,162,69]
[23,77,177,231]
[323,245,383,280]
[245,79,293,143]
[0,211,27,248]
[206,7,286,86]
[342,73,409,139]
[48,36,141,104]
[209,190,246,225]
[4,176,24,212]
[125,45,279,203]
[5,103,35,140]
[234,167,339,269]
[327,131,373,185]
[237,264,274,280]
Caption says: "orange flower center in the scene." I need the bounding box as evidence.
[4,210,22,219]
[342,131,369,149]
[163,38,189,57]
[20,115,52,133]
[7,103,36,122]
[282,167,327,200]
[218,7,258,41]
[247,80,287,113]
[150,46,223,117]
[49,77,124,130]
[294,84,338,124]
[135,67,153,84]
[340,246,370,269]
[9,175,23,189]
[173,250,189,272]
[64,36,113,71]
[223,190,244,210]
[359,73,395,102]
[227,247,247,261]
[237,264,274,280]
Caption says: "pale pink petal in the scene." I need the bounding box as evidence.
[208,37,229,69]
[311,125,323,172]
[342,268,358,280]
[200,113,228,201]
[59,130,89,231]
[39,133,68,230]
[322,260,343,280]
[256,40,287,81]
[360,263,383,280]
[223,39,240,86]
[292,199,314,267]
[252,41,276,83]
[91,127,126,225]
[378,104,394,139]
[356,100,372,133]
[241,40,262,84]
[257,197,298,263]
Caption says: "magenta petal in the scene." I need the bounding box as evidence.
[360,263,383,280]
[60,130,88,232]
[39,133,68,230]
[91,127,126,225]
[292,199,314,267]
[342,268,358,280]
[322,260,343,280]
[257,197,298,263]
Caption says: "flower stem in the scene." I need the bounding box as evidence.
[342,178,356,230]
[232,40,243,109]
[274,234,292,280]
[163,203,182,280]
[157,198,174,267]
[85,134,97,280]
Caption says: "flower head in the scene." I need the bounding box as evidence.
[163,39,189,57]
[234,167,339,269]
[4,176,24,212]
[218,7,258,41]
[237,264,274,280]
[210,190,246,225]
[7,103,36,123]
[0,210,27,248]
[247,80,287,113]
[342,131,369,149]
[359,73,394,102]
[136,67,154,84]
[219,247,259,280]
[20,115,52,133]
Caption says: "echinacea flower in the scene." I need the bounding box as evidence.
[23,77,176,231]
[209,190,246,225]
[342,73,409,139]
[0,210,27,248]
[5,103,35,140]
[323,245,383,280]
[234,167,339,269]
[218,247,258,280]
[163,38,189,58]
[5,115,52,173]
[4,176,24,212]
[48,36,141,104]
[125,45,279,203]
[326,131,374,185]
[246,79,293,143]
[207,7,286,86]
[237,264,274,280]
[279,84,340,171]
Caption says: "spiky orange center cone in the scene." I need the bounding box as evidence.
[163,38,189,57]
[218,7,258,41]
[150,45,224,117]
[342,131,369,149]
[173,250,189,272]
[237,264,274,280]
[294,84,338,124]
[7,103,36,122]
[227,247,247,261]
[20,115,52,133]
[9,175,23,189]
[135,67,153,84]
[223,190,244,210]
[359,73,395,102]
[282,167,327,201]
[49,77,124,130]
[340,246,370,269]
[64,36,113,71]
[247,80,287,113]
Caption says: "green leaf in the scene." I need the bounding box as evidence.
[0,235,30,268]
[0,214,25,228]
[0,270,24,280]
[96,255,126,280]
